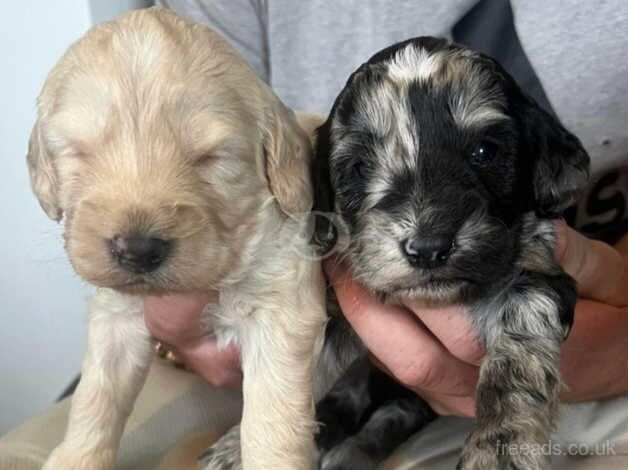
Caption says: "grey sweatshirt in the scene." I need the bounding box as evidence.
[159,0,628,240]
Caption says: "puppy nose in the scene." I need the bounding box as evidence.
[110,234,171,273]
[402,236,454,269]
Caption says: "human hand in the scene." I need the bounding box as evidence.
[325,221,628,417]
[144,292,242,388]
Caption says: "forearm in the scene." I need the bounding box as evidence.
[560,299,628,402]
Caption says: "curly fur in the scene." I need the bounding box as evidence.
[312,37,589,469]
[28,7,326,470]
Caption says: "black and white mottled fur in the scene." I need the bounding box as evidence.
[201,37,589,470]
[310,37,589,470]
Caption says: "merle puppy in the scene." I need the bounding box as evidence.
[312,37,589,470]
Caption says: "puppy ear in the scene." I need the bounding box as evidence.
[263,100,313,216]
[517,96,590,218]
[27,119,62,221]
[310,118,337,251]
[309,65,371,251]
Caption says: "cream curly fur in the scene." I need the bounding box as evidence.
[28,7,326,469]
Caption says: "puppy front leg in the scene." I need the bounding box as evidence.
[239,304,326,469]
[44,289,153,470]
[458,272,576,470]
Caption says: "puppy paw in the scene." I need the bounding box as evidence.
[199,425,242,470]
[43,445,115,470]
[456,449,500,470]
[457,432,549,470]
[318,437,378,470]
[457,429,504,470]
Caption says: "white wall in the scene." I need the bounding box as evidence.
[0,0,151,435]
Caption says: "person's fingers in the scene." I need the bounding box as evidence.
[144,292,242,388]
[178,339,242,388]
[144,292,215,346]
[419,389,476,417]
[370,354,477,417]
[402,299,484,366]
[325,260,478,396]
[554,220,628,307]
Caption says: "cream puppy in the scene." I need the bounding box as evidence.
[27,7,326,469]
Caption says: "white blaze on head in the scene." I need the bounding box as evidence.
[386,43,510,129]
[386,45,445,84]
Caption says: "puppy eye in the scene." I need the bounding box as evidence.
[352,161,366,179]
[194,153,214,166]
[470,141,497,168]
[351,160,373,179]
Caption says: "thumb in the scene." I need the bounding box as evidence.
[554,220,628,307]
